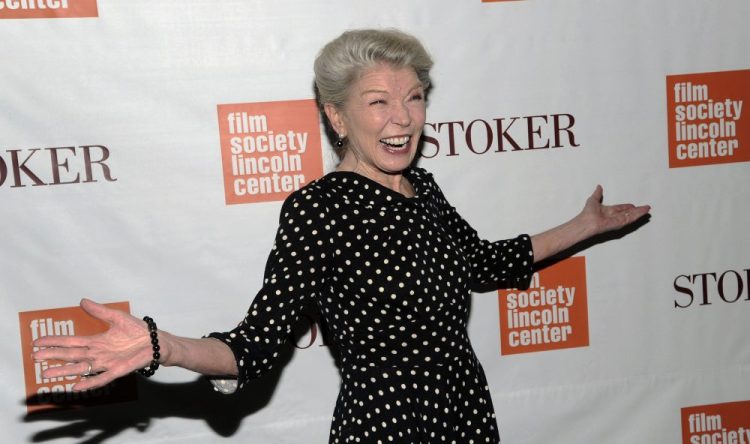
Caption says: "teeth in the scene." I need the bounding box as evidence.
[380,136,411,147]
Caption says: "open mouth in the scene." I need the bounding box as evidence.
[379,136,411,150]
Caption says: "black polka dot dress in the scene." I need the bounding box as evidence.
[209,167,534,443]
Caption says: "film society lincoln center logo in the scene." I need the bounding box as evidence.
[682,400,750,444]
[0,0,98,19]
[217,99,323,205]
[498,256,589,355]
[19,302,137,413]
[667,69,749,168]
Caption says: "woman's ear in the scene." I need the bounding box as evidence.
[323,103,346,137]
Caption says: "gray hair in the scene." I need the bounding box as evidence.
[314,29,434,155]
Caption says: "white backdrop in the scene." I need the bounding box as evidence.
[2,0,749,443]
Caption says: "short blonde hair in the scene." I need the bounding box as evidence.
[314,29,434,156]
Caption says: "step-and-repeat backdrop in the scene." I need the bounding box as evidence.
[2,1,748,443]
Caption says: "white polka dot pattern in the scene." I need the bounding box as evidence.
[208,167,534,443]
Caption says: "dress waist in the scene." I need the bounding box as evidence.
[339,322,478,371]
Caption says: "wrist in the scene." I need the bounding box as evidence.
[156,330,176,367]
[572,211,598,240]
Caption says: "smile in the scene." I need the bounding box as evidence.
[379,136,411,148]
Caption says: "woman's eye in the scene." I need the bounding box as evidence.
[411,94,424,101]
[370,99,386,106]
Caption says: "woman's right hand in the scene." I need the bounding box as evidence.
[32,298,159,392]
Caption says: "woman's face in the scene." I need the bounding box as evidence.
[326,63,426,181]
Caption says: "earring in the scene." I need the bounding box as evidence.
[335,135,344,148]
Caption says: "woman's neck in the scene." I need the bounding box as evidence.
[336,158,414,198]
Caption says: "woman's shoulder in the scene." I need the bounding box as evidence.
[278,171,345,217]
[286,170,349,201]
[282,176,327,206]
[406,165,435,184]
[406,165,444,198]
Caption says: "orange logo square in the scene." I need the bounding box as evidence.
[0,0,98,19]
[667,69,749,168]
[18,302,137,413]
[498,256,589,355]
[681,400,750,444]
[217,99,324,205]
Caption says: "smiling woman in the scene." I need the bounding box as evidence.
[31,28,650,444]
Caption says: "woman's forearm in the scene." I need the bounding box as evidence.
[160,332,238,377]
[530,213,593,264]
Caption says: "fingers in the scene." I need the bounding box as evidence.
[80,298,119,325]
[605,204,651,231]
[606,203,636,214]
[33,342,90,363]
[589,184,603,203]
[628,204,651,220]
[72,370,120,392]
[40,361,92,380]
[36,357,124,392]
[33,334,90,349]
[43,361,120,392]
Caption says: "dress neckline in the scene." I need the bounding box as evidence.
[327,168,423,202]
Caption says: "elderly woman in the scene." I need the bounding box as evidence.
[33,29,649,443]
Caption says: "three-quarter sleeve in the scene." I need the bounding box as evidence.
[206,186,330,393]
[432,183,534,290]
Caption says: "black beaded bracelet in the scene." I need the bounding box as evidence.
[137,316,161,377]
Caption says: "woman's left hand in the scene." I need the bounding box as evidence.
[579,185,651,236]
[531,185,651,263]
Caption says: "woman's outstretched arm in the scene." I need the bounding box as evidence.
[32,298,237,392]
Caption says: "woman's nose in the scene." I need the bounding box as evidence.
[390,102,412,126]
